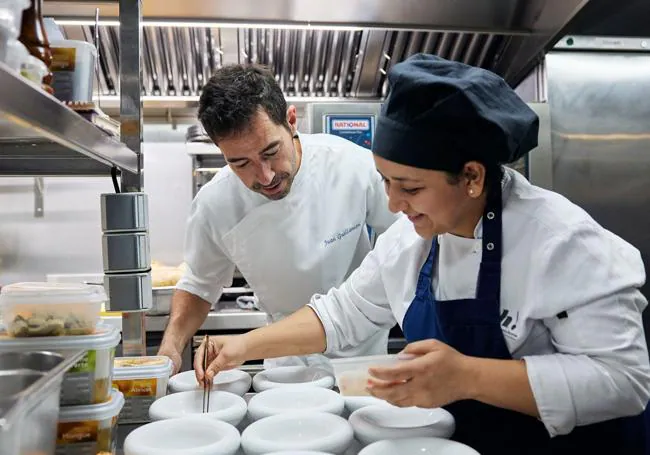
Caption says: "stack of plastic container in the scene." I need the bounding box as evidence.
[0,282,124,455]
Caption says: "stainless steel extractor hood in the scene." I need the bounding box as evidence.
[43,0,591,103]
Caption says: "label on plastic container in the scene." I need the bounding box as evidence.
[55,417,116,455]
[61,350,96,405]
[50,47,77,102]
[56,421,98,455]
[51,47,77,71]
[113,378,158,423]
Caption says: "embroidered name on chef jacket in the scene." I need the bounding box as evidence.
[500,309,521,340]
[324,223,362,246]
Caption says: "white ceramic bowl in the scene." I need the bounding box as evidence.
[358,437,479,455]
[149,390,248,426]
[248,386,345,421]
[241,411,353,455]
[349,405,455,446]
[268,452,333,455]
[168,369,252,396]
[344,396,388,414]
[124,416,241,455]
[252,366,335,392]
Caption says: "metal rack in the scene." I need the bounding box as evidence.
[0,0,147,356]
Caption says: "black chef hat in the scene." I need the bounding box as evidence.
[373,54,539,172]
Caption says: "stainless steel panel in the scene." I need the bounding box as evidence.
[43,0,558,33]
[102,232,151,272]
[0,66,137,173]
[48,0,590,97]
[526,102,553,190]
[148,287,173,316]
[100,311,268,332]
[0,352,64,373]
[0,351,84,455]
[546,50,650,300]
[100,192,149,232]
[119,0,143,191]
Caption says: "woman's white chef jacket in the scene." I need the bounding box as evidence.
[176,133,399,367]
[309,167,650,437]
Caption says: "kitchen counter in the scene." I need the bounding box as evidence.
[101,309,269,332]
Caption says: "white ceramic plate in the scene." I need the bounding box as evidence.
[168,369,252,396]
[241,411,353,455]
[149,390,248,426]
[349,405,455,446]
[343,396,388,414]
[252,366,335,392]
[124,416,241,455]
[358,437,479,455]
[248,386,344,421]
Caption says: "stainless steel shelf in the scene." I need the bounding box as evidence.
[101,310,269,332]
[0,62,137,175]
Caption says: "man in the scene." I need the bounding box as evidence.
[158,64,398,373]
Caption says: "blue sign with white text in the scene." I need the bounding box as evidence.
[325,114,375,150]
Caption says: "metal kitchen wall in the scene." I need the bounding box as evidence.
[545,36,650,301]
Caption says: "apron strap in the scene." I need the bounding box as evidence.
[477,183,503,302]
[414,240,437,299]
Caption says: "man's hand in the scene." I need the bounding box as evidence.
[194,335,249,385]
[157,343,183,375]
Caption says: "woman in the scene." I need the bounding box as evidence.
[195,54,650,454]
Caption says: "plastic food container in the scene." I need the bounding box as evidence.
[56,388,124,455]
[330,355,407,397]
[0,282,106,337]
[0,324,121,406]
[112,356,173,424]
[49,39,98,102]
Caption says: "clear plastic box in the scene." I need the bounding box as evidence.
[0,282,106,337]
[330,354,407,397]
[113,356,173,424]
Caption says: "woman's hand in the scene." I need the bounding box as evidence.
[194,335,249,385]
[367,339,474,408]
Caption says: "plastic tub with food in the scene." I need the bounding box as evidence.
[0,282,106,337]
[330,355,413,397]
[0,324,120,406]
[112,356,173,424]
[56,388,124,455]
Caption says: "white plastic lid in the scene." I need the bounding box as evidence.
[59,388,125,422]
[0,323,120,350]
[0,282,107,305]
[49,39,98,57]
[113,356,173,379]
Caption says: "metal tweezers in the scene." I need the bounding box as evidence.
[202,335,210,413]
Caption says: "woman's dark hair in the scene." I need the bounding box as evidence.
[198,64,288,143]
[445,161,504,195]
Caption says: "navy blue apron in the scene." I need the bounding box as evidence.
[401,185,647,455]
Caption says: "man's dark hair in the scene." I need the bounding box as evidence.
[198,64,288,143]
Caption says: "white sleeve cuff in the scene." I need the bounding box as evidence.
[175,280,222,305]
[524,355,577,437]
[308,297,338,356]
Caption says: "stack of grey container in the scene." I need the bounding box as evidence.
[101,192,153,355]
